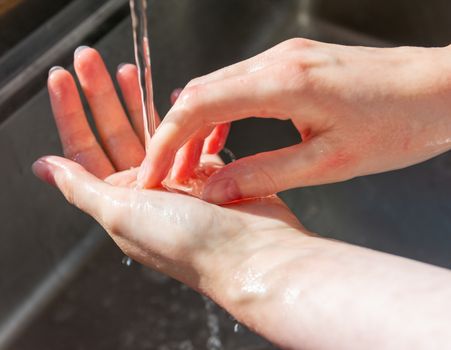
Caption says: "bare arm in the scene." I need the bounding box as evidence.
[33,46,451,350]
[209,229,451,349]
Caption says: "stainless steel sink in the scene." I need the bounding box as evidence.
[1,0,450,349]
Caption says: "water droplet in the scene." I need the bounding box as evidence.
[221,147,237,163]
[233,323,240,333]
[202,296,223,350]
[122,255,133,267]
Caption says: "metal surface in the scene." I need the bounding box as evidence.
[1,0,451,349]
[0,229,107,348]
[311,0,451,46]
[0,0,69,56]
[0,0,129,120]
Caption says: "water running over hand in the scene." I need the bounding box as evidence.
[129,0,235,200]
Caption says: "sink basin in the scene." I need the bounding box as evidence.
[1,0,450,349]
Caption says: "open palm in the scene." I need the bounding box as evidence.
[33,47,305,292]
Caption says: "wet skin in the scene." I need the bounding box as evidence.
[33,44,451,349]
[140,39,451,204]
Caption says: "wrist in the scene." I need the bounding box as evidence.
[197,225,310,294]
[205,229,317,322]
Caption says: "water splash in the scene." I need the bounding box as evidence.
[122,255,133,267]
[202,296,223,350]
[233,323,241,333]
[221,147,237,163]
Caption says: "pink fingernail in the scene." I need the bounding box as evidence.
[74,45,90,58]
[48,66,64,77]
[32,158,56,187]
[202,178,241,204]
[117,62,130,72]
[170,88,183,105]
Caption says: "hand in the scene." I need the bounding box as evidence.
[33,46,305,291]
[139,38,451,203]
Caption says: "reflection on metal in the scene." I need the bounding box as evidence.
[298,0,311,27]
[0,228,107,350]
[0,0,128,121]
[0,0,22,17]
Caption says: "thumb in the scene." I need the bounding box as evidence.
[32,156,114,222]
[202,137,354,204]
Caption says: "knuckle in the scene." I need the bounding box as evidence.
[186,77,202,87]
[64,131,97,159]
[176,85,205,117]
[281,38,314,51]
[323,147,359,180]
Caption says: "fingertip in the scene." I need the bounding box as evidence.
[48,66,64,77]
[116,64,138,93]
[32,157,56,187]
[74,45,90,59]
[170,139,203,182]
[136,157,153,189]
[205,124,231,154]
[170,88,183,105]
[47,67,73,89]
[74,46,102,75]
[137,143,175,189]
[117,62,127,72]
[116,63,136,77]
[205,135,222,154]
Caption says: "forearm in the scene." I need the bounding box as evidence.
[208,231,451,350]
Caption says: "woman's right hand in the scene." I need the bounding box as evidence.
[139,39,451,203]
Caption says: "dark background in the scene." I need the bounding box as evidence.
[1,1,451,349]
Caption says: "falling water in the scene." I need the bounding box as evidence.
[129,0,157,150]
[202,296,223,350]
[121,255,133,267]
[121,0,157,269]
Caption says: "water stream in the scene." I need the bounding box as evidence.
[129,0,157,150]
[127,2,225,348]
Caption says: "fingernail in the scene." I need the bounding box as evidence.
[203,178,241,204]
[74,45,90,58]
[32,158,56,187]
[117,63,128,72]
[48,66,64,77]
[170,88,183,105]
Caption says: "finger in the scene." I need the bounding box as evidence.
[204,123,231,154]
[31,155,214,271]
[170,88,183,105]
[175,87,231,155]
[116,63,161,145]
[202,136,356,204]
[32,156,119,223]
[48,67,114,179]
[169,88,205,182]
[31,156,149,264]
[170,138,204,182]
[138,68,291,188]
[74,46,144,170]
[105,168,139,187]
